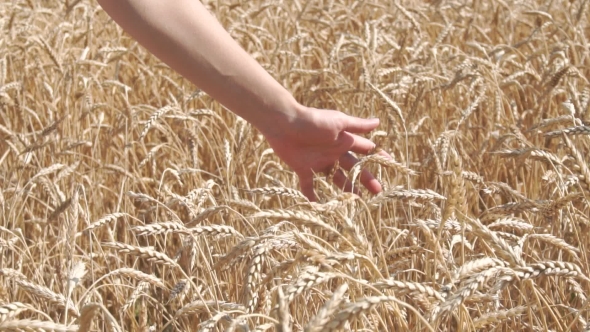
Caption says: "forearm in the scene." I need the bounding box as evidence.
[97,0,299,133]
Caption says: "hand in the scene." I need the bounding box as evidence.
[260,103,390,201]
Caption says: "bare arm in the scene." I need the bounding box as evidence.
[97,0,298,132]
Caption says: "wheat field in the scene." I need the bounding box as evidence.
[0,0,589,331]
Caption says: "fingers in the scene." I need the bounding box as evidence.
[299,111,386,199]
[342,115,380,134]
[376,148,393,160]
[332,168,357,194]
[337,131,376,155]
[300,152,385,200]
[339,152,383,195]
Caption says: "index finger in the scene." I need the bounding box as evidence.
[338,131,377,155]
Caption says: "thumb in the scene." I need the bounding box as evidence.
[342,116,380,134]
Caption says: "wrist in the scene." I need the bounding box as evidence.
[252,91,307,139]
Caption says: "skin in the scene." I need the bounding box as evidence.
[97,0,391,201]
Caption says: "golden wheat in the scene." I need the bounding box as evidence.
[0,0,589,330]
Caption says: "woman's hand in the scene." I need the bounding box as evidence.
[260,103,388,201]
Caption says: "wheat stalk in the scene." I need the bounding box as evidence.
[0,303,28,323]
[324,296,400,331]
[101,242,178,267]
[373,279,445,302]
[0,319,78,332]
[473,306,527,328]
[252,210,340,235]
[15,279,80,317]
[76,213,130,237]
[121,281,149,312]
[133,222,188,236]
